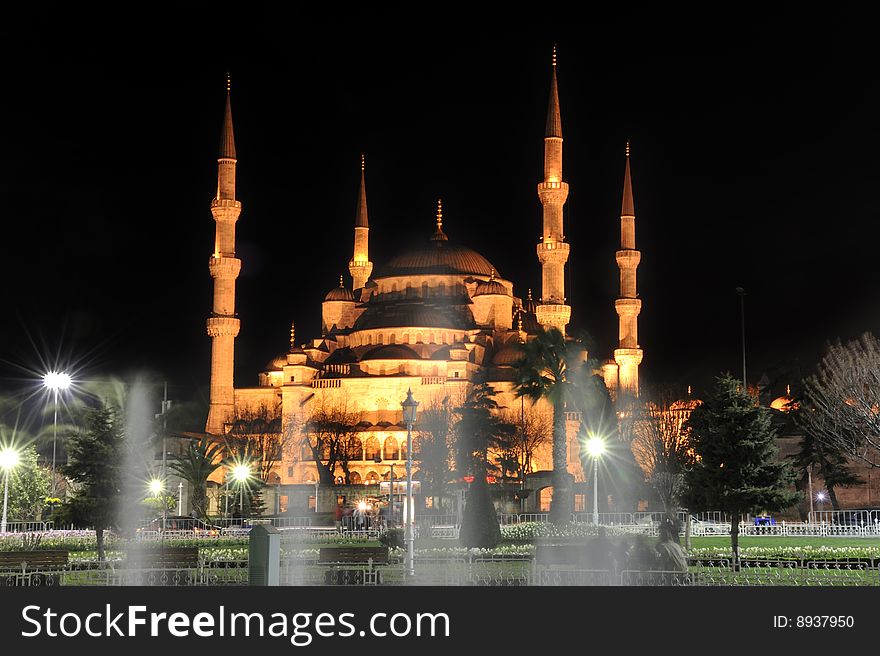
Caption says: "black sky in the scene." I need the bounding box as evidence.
[1,7,878,409]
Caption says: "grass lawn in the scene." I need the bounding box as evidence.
[687,536,880,549]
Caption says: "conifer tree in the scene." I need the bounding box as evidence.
[62,405,125,560]
[682,374,798,564]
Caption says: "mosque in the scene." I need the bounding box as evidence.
[202,52,645,514]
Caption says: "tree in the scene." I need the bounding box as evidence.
[226,404,290,484]
[681,374,798,565]
[302,396,363,485]
[415,395,456,509]
[790,405,863,513]
[5,446,51,520]
[496,405,552,486]
[626,389,697,524]
[514,327,588,524]
[168,437,225,519]
[61,405,125,560]
[456,381,515,548]
[800,333,880,468]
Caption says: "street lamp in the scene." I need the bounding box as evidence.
[148,478,164,497]
[735,287,747,389]
[585,435,605,526]
[401,388,419,577]
[1,447,21,533]
[230,463,251,517]
[42,371,72,497]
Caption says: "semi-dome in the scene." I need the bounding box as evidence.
[474,273,508,297]
[362,344,422,360]
[376,239,498,278]
[325,285,354,302]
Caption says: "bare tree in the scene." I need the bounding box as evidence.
[628,393,696,481]
[301,395,363,485]
[496,405,552,483]
[225,404,289,484]
[801,333,880,468]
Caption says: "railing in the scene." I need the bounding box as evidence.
[312,379,341,388]
[420,377,446,385]
[0,521,54,533]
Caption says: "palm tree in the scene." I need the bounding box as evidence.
[513,327,588,524]
[168,438,225,519]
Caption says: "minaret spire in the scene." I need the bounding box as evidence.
[349,153,373,290]
[535,46,571,334]
[206,75,243,434]
[614,140,643,398]
[431,197,448,242]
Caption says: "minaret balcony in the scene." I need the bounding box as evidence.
[536,240,570,264]
[537,181,569,204]
[208,256,242,279]
[211,198,242,210]
[206,315,241,338]
[614,297,642,315]
[615,249,641,267]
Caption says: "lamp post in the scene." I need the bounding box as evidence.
[807,465,814,524]
[585,435,605,526]
[42,371,72,497]
[401,388,419,577]
[178,481,184,516]
[373,455,395,528]
[735,287,747,389]
[1,448,21,533]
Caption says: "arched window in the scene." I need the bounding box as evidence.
[366,471,379,485]
[364,436,381,461]
[390,333,396,344]
[350,471,362,485]
[399,439,408,461]
[383,436,398,460]
[422,282,429,298]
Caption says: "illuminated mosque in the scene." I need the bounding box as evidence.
[202,52,645,512]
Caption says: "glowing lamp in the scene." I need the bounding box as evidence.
[148,479,164,496]
[585,436,606,458]
[401,388,419,425]
[42,371,72,391]
[231,464,251,482]
[0,448,20,471]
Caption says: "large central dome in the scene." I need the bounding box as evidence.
[376,239,498,278]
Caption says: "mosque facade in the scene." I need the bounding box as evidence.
[202,55,645,512]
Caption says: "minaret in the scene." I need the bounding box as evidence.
[614,141,643,398]
[349,154,373,290]
[205,74,242,434]
[535,46,571,334]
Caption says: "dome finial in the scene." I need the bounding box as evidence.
[786,384,791,396]
[489,268,495,281]
[289,321,296,351]
[527,288,533,301]
[226,72,231,93]
[361,152,365,172]
[517,309,523,333]
[552,44,557,68]
[625,140,630,157]
[339,274,345,287]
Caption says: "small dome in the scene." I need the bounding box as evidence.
[362,344,422,360]
[266,353,288,370]
[325,282,355,302]
[770,396,797,412]
[474,275,508,297]
[493,344,524,367]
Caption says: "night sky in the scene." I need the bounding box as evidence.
[1,7,878,413]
